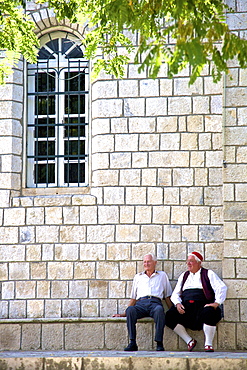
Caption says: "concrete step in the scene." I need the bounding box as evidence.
[0,350,246,369]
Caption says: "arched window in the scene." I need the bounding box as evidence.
[27,32,89,187]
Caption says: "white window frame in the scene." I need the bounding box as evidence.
[26,31,89,188]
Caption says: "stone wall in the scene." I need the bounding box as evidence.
[0,0,246,351]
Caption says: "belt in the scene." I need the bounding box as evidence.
[138,296,161,302]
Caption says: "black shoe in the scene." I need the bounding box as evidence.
[156,342,165,351]
[124,342,138,351]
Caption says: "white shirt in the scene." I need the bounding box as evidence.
[171,268,227,306]
[130,270,172,300]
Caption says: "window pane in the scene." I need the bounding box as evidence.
[35,96,55,115]
[64,140,85,157]
[64,117,86,137]
[35,118,55,138]
[35,141,55,157]
[36,72,55,92]
[65,72,85,91]
[64,163,85,183]
[65,95,85,114]
[34,163,55,184]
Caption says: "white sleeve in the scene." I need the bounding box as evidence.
[130,274,138,300]
[208,270,227,304]
[163,272,173,298]
[170,273,185,306]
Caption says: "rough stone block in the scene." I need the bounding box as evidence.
[81,299,98,316]
[62,300,80,317]
[237,322,247,350]
[89,281,108,299]
[98,205,119,224]
[26,245,42,261]
[36,226,59,243]
[97,261,119,279]
[27,300,44,318]
[224,299,239,322]
[149,151,190,168]
[120,169,141,186]
[51,281,68,298]
[21,324,41,350]
[16,281,36,299]
[120,261,137,280]
[169,243,187,260]
[65,323,104,350]
[60,225,86,243]
[74,262,95,279]
[124,98,145,116]
[120,206,134,223]
[218,322,236,350]
[129,117,155,133]
[0,324,20,350]
[87,225,115,243]
[42,323,63,350]
[141,225,162,242]
[63,206,79,224]
[168,97,192,115]
[126,187,146,205]
[80,244,105,261]
[119,79,138,97]
[45,300,61,318]
[163,225,181,242]
[9,300,26,318]
[116,225,139,242]
[48,262,73,280]
[109,280,126,298]
[105,322,128,349]
[110,152,132,168]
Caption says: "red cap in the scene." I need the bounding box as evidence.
[191,251,203,261]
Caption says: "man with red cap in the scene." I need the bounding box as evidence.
[166,251,227,352]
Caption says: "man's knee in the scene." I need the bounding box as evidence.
[152,304,165,320]
[201,306,221,326]
[126,305,136,317]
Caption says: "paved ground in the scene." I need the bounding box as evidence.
[0,350,246,359]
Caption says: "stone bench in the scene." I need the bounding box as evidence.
[0,317,227,351]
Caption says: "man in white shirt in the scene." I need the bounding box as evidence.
[113,253,172,351]
[166,251,227,352]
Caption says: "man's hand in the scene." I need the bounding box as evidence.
[204,302,219,309]
[112,313,126,317]
[176,303,185,314]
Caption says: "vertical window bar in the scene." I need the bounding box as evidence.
[78,60,81,186]
[35,61,39,187]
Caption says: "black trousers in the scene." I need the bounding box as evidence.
[126,297,165,342]
[166,290,222,331]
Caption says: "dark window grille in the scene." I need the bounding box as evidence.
[27,34,89,187]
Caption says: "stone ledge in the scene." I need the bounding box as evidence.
[0,351,246,370]
[0,317,152,324]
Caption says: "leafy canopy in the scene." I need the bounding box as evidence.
[0,0,38,84]
[37,0,247,84]
[2,1,247,84]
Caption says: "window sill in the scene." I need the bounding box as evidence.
[22,187,90,197]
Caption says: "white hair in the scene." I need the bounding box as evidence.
[143,253,157,261]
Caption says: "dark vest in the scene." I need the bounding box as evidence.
[181,267,215,302]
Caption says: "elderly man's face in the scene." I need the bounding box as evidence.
[186,255,201,273]
[143,255,157,273]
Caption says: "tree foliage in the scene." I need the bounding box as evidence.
[2,1,247,84]
[37,0,247,84]
[0,0,38,84]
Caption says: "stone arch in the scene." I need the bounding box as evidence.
[29,7,87,40]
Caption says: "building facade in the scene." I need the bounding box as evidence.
[0,0,246,351]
